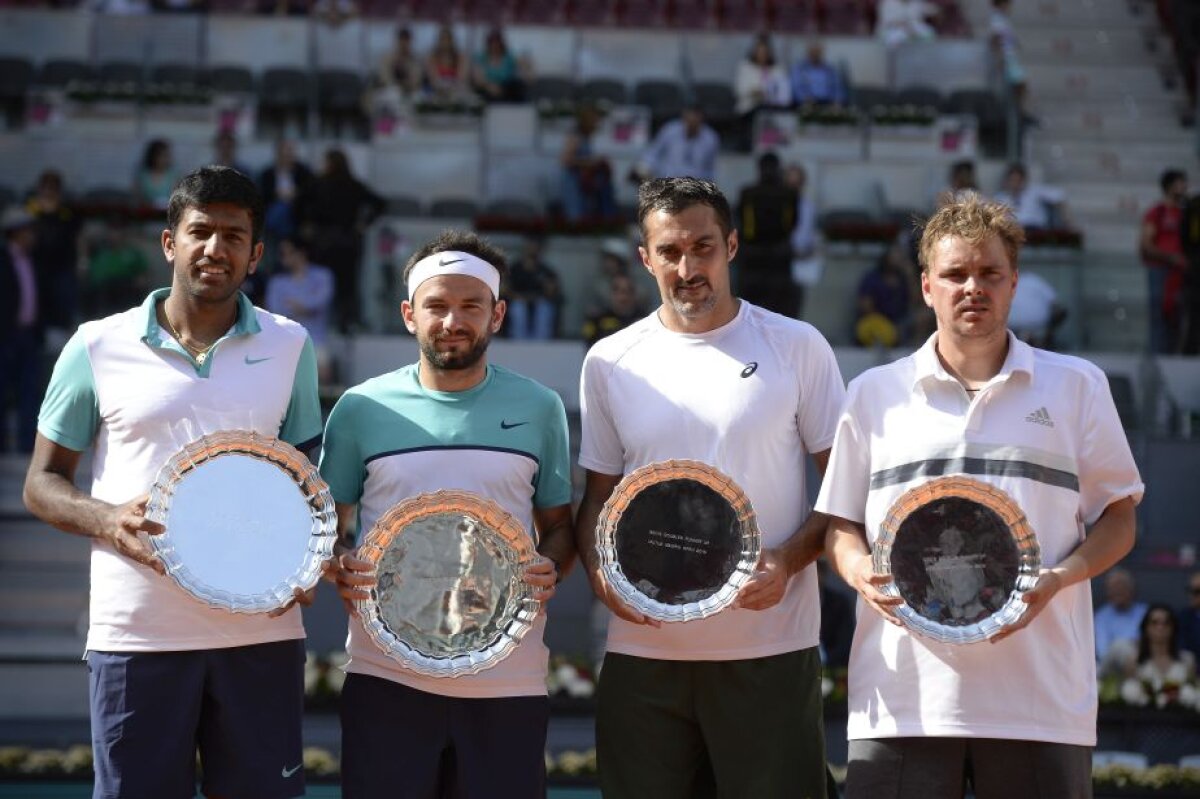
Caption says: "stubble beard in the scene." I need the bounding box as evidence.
[669,282,718,319]
[419,329,492,371]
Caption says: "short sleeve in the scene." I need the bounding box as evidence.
[278,336,323,450]
[577,349,624,476]
[318,391,366,506]
[796,331,846,454]
[37,331,100,452]
[814,384,872,524]
[1077,369,1144,525]
[533,391,572,508]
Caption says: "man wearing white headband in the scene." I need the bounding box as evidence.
[319,230,574,798]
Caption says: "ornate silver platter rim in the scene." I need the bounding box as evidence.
[873,475,1042,644]
[596,459,761,623]
[354,490,540,679]
[145,430,337,614]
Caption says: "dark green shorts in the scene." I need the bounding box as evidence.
[596,647,828,799]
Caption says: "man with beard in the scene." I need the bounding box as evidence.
[574,177,844,798]
[817,194,1141,798]
[320,230,574,799]
[23,166,323,799]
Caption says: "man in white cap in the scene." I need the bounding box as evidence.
[321,229,575,799]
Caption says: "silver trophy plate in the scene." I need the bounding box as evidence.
[596,460,761,623]
[355,490,540,678]
[146,430,336,614]
[873,475,1041,644]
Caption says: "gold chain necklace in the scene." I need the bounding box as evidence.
[162,308,217,365]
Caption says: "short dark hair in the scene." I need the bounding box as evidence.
[636,176,733,240]
[1161,168,1187,194]
[402,229,509,300]
[167,165,265,245]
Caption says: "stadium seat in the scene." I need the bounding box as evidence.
[529,76,576,106]
[0,57,34,128]
[209,65,256,95]
[634,79,686,130]
[81,187,135,211]
[577,77,629,106]
[98,61,143,87]
[317,69,368,137]
[429,197,480,218]
[37,59,94,89]
[484,197,542,219]
[894,85,943,110]
[151,64,204,88]
[851,85,895,111]
[259,67,313,133]
[386,195,423,217]
[621,0,668,26]
[571,0,617,25]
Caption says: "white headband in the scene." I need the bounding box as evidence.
[406,250,501,300]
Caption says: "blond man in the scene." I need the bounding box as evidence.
[816,194,1143,798]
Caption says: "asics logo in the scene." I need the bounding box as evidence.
[740,362,758,378]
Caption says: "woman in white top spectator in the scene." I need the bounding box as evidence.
[1120,603,1199,710]
[424,23,472,104]
[734,34,791,115]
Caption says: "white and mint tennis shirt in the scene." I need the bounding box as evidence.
[37,289,322,653]
[320,363,572,698]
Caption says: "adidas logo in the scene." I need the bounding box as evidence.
[1025,407,1054,427]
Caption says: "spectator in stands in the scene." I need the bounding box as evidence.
[587,238,636,316]
[876,0,938,46]
[1008,270,1067,349]
[1141,168,1189,354]
[1179,571,1200,660]
[267,235,335,383]
[854,240,911,348]
[737,152,798,317]
[989,0,1036,124]
[1120,603,1197,706]
[259,138,313,248]
[790,41,847,108]
[133,138,177,210]
[0,206,41,453]
[734,34,792,149]
[993,162,1068,230]
[472,27,529,104]
[378,26,422,101]
[295,147,385,332]
[423,23,472,104]
[936,160,978,206]
[504,235,562,340]
[1095,567,1149,674]
[634,105,720,181]
[786,164,821,315]
[560,105,616,223]
[212,129,252,177]
[310,0,358,26]
[582,273,644,347]
[26,170,82,330]
[84,217,149,320]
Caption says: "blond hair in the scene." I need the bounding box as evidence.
[918,192,1025,272]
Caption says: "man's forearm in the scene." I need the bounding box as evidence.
[573,495,606,576]
[537,515,577,581]
[24,471,113,540]
[774,509,830,576]
[824,515,871,584]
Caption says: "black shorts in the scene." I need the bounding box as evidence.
[87,639,306,799]
[340,672,550,799]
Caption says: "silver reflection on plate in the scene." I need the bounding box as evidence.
[596,460,761,623]
[355,490,540,678]
[145,430,336,614]
[873,475,1041,644]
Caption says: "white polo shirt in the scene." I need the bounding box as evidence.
[38,289,323,653]
[580,302,845,661]
[815,332,1143,746]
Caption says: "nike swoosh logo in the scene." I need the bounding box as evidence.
[281,764,302,778]
[439,257,463,266]
[245,356,272,365]
[500,420,528,429]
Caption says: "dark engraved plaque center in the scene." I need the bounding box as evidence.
[890,496,1019,627]
[614,478,741,605]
